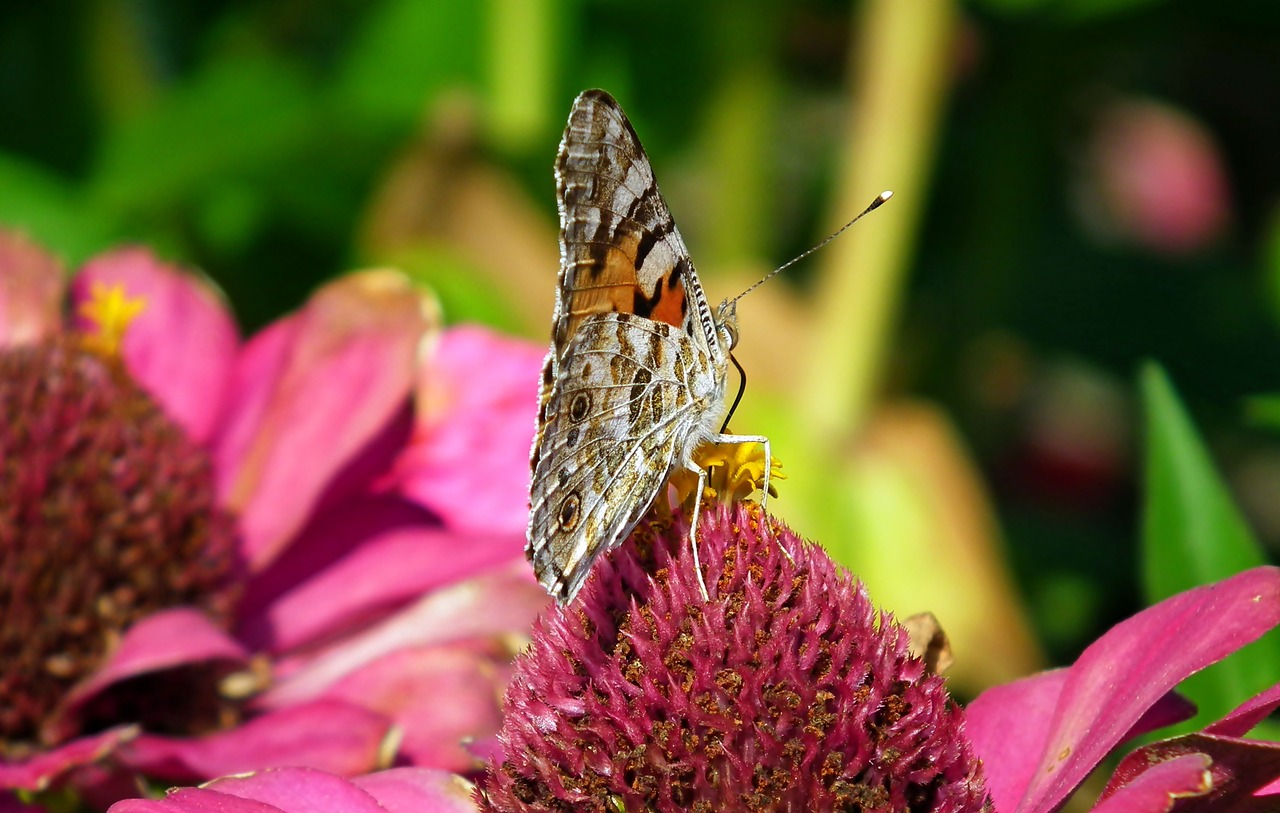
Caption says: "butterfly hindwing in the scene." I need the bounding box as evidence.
[528,313,698,601]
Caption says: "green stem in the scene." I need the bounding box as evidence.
[801,0,956,438]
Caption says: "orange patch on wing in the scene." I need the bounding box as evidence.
[648,278,685,327]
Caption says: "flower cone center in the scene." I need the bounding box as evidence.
[0,340,240,752]
[480,507,988,813]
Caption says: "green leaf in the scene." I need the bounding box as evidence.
[88,57,313,217]
[1247,395,1280,432]
[0,154,116,263]
[334,0,482,129]
[1140,362,1279,728]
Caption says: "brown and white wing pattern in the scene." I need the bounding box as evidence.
[526,89,730,604]
[528,313,713,603]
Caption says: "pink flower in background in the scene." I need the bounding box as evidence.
[394,326,545,536]
[968,566,1280,812]
[0,232,547,808]
[1080,99,1231,255]
[107,767,479,813]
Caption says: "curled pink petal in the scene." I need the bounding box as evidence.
[71,248,239,444]
[993,566,1280,813]
[353,768,479,813]
[0,231,64,347]
[0,727,136,792]
[397,326,543,535]
[46,609,247,744]
[1091,753,1212,813]
[214,270,434,571]
[1205,681,1280,738]
[236,495,524,654]
[1101,734,1280,812]
[117,700,393,782]
[325,645,505,772]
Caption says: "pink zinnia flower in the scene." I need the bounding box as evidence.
[0,232,547,807]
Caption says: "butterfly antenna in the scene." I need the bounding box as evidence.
[728,190,893,306]
[720,352,748,434]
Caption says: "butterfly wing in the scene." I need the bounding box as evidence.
[550,89,715,354]
[529,313,701,603]
[526,90,723,603]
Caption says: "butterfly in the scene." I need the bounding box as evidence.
[525,89,771,605]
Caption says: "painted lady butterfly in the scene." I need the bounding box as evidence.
[527,89,888,604]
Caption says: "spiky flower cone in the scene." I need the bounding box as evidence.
[479,505,988,813]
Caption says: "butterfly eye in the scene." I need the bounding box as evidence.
[721,321,739,350]
[558,493,581,530]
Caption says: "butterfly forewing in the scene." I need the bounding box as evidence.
[552,90,712,353]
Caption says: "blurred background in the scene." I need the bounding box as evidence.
[3,0,1279,699]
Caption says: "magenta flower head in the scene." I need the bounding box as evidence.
[477,504,988,812]
[0,232,548,807]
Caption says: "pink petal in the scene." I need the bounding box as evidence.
[463,736,502,767]
[977,566,1280,813]
[46,609,247,743]
[0,727,136,792]
[1090,753,1212,813]
[968,670,1195,813]
[117,700,393,782]
[965,670,1067,813]
[111,787,284,813]
[325,645,505,772]
[0,231,65,346]
[353,768,479,813]
[261,563,546,706]
[1205,681,1280,738]
[236,494,524,654]
[1101,734,1280,813]
[203,768,387,813]
[396,326,543,535]
[70,248,239,444]
[213,270,434,572]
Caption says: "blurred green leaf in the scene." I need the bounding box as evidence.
[0,154,115,263]
[88,57,313,216]
[1140,362,1279,727]
[969,0,1164,18]
[1246,395,1280,431]
[335,0,482,129]
[1265,203,1280,330]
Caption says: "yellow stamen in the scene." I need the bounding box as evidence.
[670,441,785,507]
[77,281,147,357]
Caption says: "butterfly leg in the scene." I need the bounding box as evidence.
[714,433,794,563]
[688,463,711,602]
